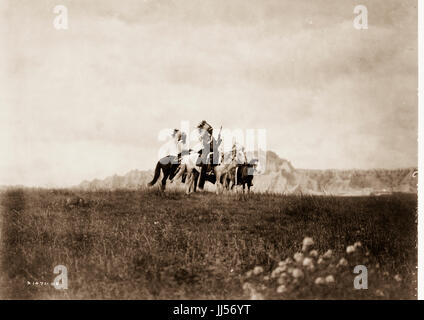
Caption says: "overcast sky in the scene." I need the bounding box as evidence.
[0,0,418,187]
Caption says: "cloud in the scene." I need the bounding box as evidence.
[0,0,417,186]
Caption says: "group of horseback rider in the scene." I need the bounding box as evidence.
[170,120,246,190]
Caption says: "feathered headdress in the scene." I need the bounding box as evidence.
[197,120,213,134]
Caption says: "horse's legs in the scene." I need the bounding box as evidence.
[247,178,253,193]
[161,171,169,191]
[217,167,225,195]
[172,164,186,182]
[222,173,228,191]
[228,175,233,191]
[186,170,193,195]
[215,168,222,195]
[185,174,190,194]
[193,170,199,192]
[221,172,227,194]
[169,164,180,180]
[189,173,195,194]
[231,175,236,191]
[229,176,235,191]
[215,172,220,194]
[198,165,205,190]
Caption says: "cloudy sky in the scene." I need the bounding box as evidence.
[0,0,418,187]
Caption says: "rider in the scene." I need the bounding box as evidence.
[170,129,187,164]
[197,120,222,190]
[231,141,248,164]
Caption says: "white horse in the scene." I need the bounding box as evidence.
[171,151,201,194]
[213,152,239,194]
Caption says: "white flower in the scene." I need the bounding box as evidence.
[309,250,318,258]
[323,250,333,259]
[303,237,314,246]
[284,258,293,264]
[292,268,304,279]
[302,237,314,252]
[253,266,264,275]
[278,261,286,267]
[375,289,384,297]
[302,257,313,266]
[263,275,270,281]
[346,245,356,254]
[242,282,252,291]
[354,241,362,248]
[314,277,325,285]
[276,285,287,293]
[277,275,288,285]
[317,257,324,265]
[338,258,348,267]
[294,252,304,263]
[274,266,285,273]
[246,270,253,278]
[271,266,285,278]
[394,274,402,282]
[325,275,335,284]
[302,257,315,270]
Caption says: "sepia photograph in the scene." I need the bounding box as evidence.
[0,0,421,302]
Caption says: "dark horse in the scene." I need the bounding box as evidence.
[236,159,259,193]
[225,159,258,193]
[147,155,180,191]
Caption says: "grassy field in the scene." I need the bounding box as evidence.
[0,188,417,299]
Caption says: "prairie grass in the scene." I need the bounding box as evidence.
[0,188,417,299]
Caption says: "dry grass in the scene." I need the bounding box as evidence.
[0,188,417,299]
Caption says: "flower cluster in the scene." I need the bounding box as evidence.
[241,237,404,299]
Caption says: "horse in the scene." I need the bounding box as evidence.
[147,129,188,191]
[171,153,242,194]
[227,159,259,193]
[147,155,181,191]
[213,152,240,194]
[171,150,235,194]
[170,152,201,194]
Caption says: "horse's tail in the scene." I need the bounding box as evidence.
[148,162,161,186]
